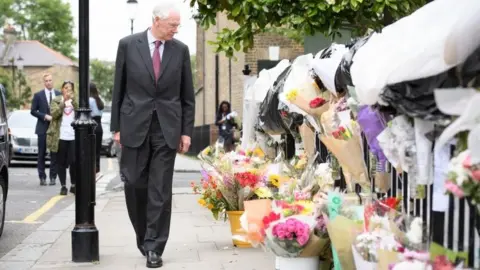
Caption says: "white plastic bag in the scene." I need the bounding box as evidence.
[279,54,317,116]
[312,44,348,95]
[351,0,480,106]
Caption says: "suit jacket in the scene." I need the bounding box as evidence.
[110,30,195,149]
[31,89,62,135]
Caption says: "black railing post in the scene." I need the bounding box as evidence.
[71,0,99,262]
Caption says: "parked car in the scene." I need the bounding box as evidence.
[7,110,49,163]
[0,84,10,238]
[100,112,117,157]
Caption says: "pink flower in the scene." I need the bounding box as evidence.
[471,170,480,182]
[445,181,465,198]
[462,155,472,169]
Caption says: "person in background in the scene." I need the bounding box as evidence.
[47,81,78,196]
[89,82,104,177]
[30,73,60,186]
[215,101,238,152]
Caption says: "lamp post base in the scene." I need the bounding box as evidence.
[72,226,99,262]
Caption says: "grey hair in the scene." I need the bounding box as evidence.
[152,1,180,20]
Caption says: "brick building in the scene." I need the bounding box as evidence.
[195,13,304,128]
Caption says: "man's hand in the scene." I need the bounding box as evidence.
[178,135,191,153]
[44,115,52,121]
[114,132,120,145]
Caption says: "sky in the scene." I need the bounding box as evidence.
[66,0,197,61]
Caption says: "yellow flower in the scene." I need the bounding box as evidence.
[295,200,314,215]
[248,168,258,175]
[286,89,298,102]
[207,203,214,210]
[254,187,273,198]
[201,147,211,156]
[268,174,281,188]
[198,199,206,206]
[294,158,307,170]
[253,147,265,158]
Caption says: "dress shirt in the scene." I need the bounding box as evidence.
[44,88,56,105]
[147,28,165,60]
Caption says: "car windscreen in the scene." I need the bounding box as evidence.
[8,111,37,128]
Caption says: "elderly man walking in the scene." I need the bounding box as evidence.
[110,1,195,268]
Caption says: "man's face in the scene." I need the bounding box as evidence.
[153,11,181,40]
[44,75,53,89]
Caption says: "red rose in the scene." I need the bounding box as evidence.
[309,97,326,108]
[338,126,345,133]
[332,130,340,138]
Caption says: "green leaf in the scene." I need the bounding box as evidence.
[232,5,241,16]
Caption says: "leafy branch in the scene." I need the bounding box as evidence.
[191,0,425,57]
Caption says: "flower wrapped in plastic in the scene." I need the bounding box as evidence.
[279,54,322,116]
[444,150,480,231]
[318,97,370,192]
[352,216,401,270]
[377,115,422,198]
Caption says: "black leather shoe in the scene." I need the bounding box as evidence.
[40,178,47,186]
[139,245,146,257]
[49,179,56,186]
[146,251,163,268]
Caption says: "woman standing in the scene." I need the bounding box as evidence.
[215,101,238,152]
[47,81,78,196]
[89,82,104,176]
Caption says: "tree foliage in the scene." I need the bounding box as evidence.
[190,0,425,57]
[0,67,32,110]
[1,0,76,59]
[90,59,115,102]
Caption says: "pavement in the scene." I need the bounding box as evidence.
[0,158,118,259]
[0,186,274,270]
[0,155,276,269]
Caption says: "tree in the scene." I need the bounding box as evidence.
[1,0,76,59]
[0,67,32,110]
[90,59,115,102]
[190,0,425,57]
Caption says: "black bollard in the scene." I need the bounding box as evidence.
[71,0,99,262]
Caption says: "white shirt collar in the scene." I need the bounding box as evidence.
[147,28,165,45]
[45,88,53,92]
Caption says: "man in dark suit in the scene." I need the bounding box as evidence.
[110,1,195,268]
[31,73,60,186]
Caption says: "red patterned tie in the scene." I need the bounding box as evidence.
[153,40,162,82]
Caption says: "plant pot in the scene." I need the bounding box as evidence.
[226,211,251,248]
[277,256,320,270]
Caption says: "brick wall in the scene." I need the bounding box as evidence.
[195,13,303,126]
[195,24,206,126]
[245,32,304,75]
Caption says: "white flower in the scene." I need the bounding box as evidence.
[406,218,423,245]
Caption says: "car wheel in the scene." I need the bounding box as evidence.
[0,175,6,238]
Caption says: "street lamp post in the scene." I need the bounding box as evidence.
[71,0,99,263]
[127,0,139,35]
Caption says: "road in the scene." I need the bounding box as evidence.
[0,156,200,259]
[0,157,117,258]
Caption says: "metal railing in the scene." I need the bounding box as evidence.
[314,134,479,268]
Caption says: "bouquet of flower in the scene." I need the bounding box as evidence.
[191,170,228,220]
[331,125,352,140]
[444,150,480,216]
[352,214,402,269]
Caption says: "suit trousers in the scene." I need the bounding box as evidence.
[121,113,177,255]
[37,134,57,180]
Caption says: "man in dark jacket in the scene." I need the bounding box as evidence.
[30,73,61,186]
